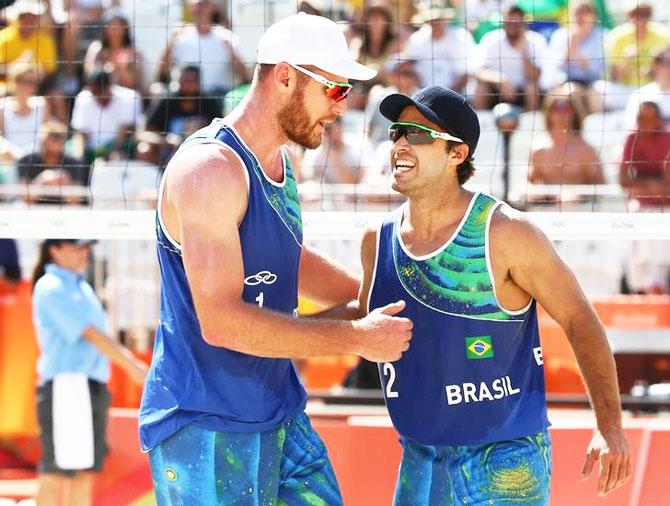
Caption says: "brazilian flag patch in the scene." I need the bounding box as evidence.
[466,336,494,359]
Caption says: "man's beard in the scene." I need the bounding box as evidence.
[278,87,322,149]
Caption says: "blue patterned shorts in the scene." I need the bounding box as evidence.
[394,431,552,506]
[149,412,342,505]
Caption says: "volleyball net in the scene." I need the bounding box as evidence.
[2,0,670,325]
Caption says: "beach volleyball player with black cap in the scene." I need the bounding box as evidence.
[139,12,414,505]
[355,86,631,503]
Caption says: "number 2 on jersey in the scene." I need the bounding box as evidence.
[383,363,399,398]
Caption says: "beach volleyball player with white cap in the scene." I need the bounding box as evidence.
[139,13,414,505]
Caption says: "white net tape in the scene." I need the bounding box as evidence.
[4,208,670,241]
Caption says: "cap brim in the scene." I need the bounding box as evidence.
[315,60,377,81]
[14,5,46,16]
[380,93,449,132]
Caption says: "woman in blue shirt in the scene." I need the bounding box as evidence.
[32,238,147,506]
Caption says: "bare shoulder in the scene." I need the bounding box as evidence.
[164,143,248,220]
[490,204,552,263]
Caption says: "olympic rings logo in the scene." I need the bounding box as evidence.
[244,270,278,286]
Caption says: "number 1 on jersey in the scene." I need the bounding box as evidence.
[383,363,399,398]
[255,292,264,308]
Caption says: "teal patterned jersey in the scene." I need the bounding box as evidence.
[395,193,516,321]
[369,192,549,446]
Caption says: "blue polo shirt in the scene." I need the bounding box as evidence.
[32,264,110,384]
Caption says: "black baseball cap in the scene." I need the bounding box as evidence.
[44,239,97,247]
[380,86,480,157]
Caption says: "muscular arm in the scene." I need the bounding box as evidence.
[357,224,378,318]
[309,224,378,321]
[492,208,631,495]
[165,144,411,361]
[499,217,620,425]
[298,244,359,308]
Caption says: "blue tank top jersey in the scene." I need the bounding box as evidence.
[369,192,549,447]
[139,120,307,452]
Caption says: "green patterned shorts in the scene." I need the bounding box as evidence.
[394,431,552,505]
[149,412,342,505]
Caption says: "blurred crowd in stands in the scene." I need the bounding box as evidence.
[0,0,669,294]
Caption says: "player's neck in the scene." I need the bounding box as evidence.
[405,185,472,240]
[226,89,288,179]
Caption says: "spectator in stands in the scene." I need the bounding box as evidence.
[27,169,83,205]
[530,87,604,185]
[403,5,476,93]
[83,7,145,93]
[620,102,670,292]
[0,0,56,85]
[0,1,18,28]
[32,238,147,506]
[610,1,670,86]
[0,0,72,122]
[366,58,420,145]
[157,0,250,101]
[0,61,48,162]
[460,0,504,42]
[596,0,670,111]
[70,65,142,163]
[17,120,89,186]
[60,0,122,94]
[473,4,546,111]
[301,117,375,184]
[540,0,606,104]
[620,101,670,208]
[624,47,670,130]
[350,2,398,79]
[145,65,220,138]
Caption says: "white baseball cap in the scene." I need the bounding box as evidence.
[8,0,46,18]
[256,12,377,81]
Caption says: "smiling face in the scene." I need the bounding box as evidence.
[390,106,465,196]
[277,65,348,149]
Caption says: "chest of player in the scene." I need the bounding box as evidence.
[237,169,302,316]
